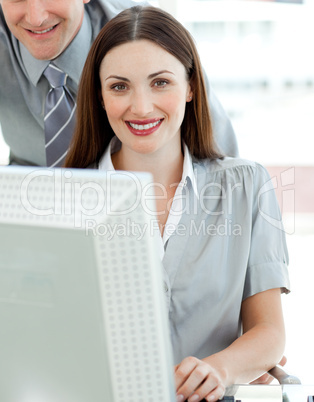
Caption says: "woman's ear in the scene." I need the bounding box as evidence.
[98,91,105,110]
[186,85,193,103]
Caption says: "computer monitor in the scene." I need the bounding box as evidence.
[0,166,175,402]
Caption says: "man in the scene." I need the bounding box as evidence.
[0,0,238,166]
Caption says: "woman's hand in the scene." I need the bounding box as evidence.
[174,356,225,402]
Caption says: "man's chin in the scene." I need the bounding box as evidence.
[26,45,63,61]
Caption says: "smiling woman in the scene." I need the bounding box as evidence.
[0,0,89,60]
[65,5,220,168]
[64,6,290,402]
[99,39,192,163]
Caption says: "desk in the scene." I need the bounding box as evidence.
[211,384,314,402]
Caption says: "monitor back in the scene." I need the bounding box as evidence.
[0,167,175,402]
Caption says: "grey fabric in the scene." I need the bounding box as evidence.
[43,64,76,167]
[95,139,290,364]
[162,158,290,363]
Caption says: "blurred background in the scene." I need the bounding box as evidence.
[1,0,313,385]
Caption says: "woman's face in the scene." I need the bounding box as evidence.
[99,39,192,159]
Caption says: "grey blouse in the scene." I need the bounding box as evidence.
[162,157,290,364]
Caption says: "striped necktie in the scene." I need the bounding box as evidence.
[43,63,76,167]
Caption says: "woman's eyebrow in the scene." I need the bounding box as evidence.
[105,70,174,82]
[148,70,174,79]
[105,75,130,82]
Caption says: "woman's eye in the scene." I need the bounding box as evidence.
[112,84,127,91]
[154,80,168,88]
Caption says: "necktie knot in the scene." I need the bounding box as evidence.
[44,63,67,88]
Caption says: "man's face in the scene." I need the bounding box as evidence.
[1,0,90,60]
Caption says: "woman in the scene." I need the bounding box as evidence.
[65,6,290,402]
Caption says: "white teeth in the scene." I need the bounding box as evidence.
[31,26,54,34]
[129,120,161,130]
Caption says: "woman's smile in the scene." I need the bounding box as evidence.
[126,118,164,136]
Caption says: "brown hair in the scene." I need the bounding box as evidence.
[65,5,222,168]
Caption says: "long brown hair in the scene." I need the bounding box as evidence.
[65,5,222,168]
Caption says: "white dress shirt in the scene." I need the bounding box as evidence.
[98,136,199,259]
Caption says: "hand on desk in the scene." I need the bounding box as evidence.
[174,355,288,401]
[174,356,225,402]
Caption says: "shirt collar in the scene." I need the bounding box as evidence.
[98,136,121,171]
[20,11,92,86]
[99,137,199,198]
[181,142,199,199]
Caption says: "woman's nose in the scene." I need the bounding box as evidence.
[130,90,154,116]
